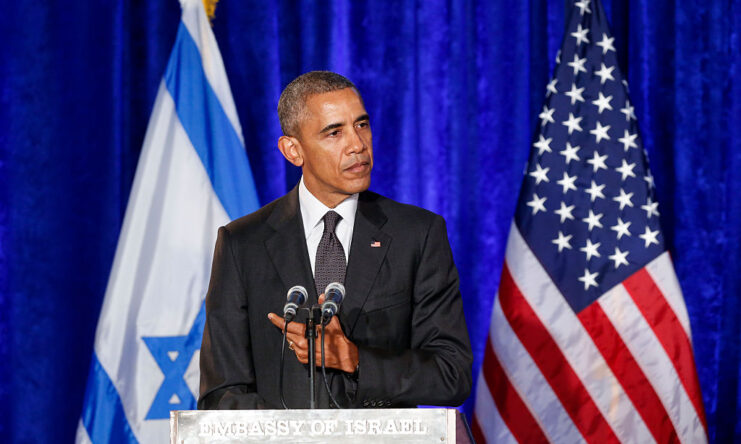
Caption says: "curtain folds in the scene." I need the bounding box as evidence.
[0,1,738,441]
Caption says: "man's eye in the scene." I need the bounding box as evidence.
[328,130,341,137]
[357,121,370,129]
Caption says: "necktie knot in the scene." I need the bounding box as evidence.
[323,211,342,234]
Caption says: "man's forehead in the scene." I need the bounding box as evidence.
[304,88,366,120]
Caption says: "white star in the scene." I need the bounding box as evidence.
[644,171,655,188]
[618,129,638,151]
[641,197,660,218]
[552,231,573,252]
[623,79,630,91]
[555,201,576,222]
[585,180,606,202]
[616,159,637,180]
[590,122,611,143]
[575,0,592,16]
[578,268,599,290]
[611,217,632,239]
[621,102,636,121]
[571,24,590,46]
[557,172,578,193]
[594,63,615,84]
[580,239,602,260]
[565,84,585,105]
[539,105,555,126]
[567,54,587,76]
[639,226,660,247]
[613,188,635,210]
[592,92,614,114]
[529,164,550,184]
[546,78,558,96]
[556,49,561,64]
[560,142,580,164]
[586,151,608,172]
[533,134,553,155]
[562,112,583,134]
[582,209,604,231]
[527,193,547,214]
[608,247,629,269]
[596,33,616,54]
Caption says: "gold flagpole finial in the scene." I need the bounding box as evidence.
[203,0,218,21]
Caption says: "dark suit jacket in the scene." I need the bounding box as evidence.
[198,186,472,409]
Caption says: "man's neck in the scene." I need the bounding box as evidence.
[302,179,351,208]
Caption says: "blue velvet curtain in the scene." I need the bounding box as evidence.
[1,1,739,442]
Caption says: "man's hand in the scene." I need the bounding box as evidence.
[268,294,358,374]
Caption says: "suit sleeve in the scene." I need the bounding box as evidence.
[351,215,473,407]
[198,226,268,409]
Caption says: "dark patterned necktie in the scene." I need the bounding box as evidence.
[314,210,346,297]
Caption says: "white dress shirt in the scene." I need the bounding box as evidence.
[298,176,358,276]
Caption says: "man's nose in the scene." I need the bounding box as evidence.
[347,127,366,154]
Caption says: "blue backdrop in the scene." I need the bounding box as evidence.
[0,1,739,442]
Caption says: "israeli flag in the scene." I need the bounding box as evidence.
[76,1,259,442]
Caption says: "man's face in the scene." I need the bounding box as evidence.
[294,88,373,207]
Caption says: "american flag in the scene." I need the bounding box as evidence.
[472,1,708,443]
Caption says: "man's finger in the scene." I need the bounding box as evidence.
[285,333,308,350]
[267,313,306,335]
[321,314,343,333]
[268,312,349,369]
[267,312,285,329]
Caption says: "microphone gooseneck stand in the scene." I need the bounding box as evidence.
[305,306,322,409]
[279,321,290,409]
[279,285,308,409]
[279,304,343,409]
[321,318,343,409]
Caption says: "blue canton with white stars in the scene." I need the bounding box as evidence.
[514,0,663,313]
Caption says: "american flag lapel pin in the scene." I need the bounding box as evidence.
[370,241,381,248]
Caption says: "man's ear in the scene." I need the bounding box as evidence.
[278,136,304,167]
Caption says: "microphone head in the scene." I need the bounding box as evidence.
[286,285,308,305]
[323,282,345,304]
[284,285,308,321]
[321,282,345,324]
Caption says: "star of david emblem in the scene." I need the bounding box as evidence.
[141,302,205,420]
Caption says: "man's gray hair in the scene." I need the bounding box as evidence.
[277,71,360,137]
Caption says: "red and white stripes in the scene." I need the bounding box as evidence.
[472,225,707,444]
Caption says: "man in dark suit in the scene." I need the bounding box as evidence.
[198,71,472,409]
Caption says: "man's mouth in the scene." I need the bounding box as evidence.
[344,161,371,174]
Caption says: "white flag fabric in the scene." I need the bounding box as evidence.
[76,1,259,442]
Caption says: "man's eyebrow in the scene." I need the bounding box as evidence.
[319,114,370,134]
[319,122,343,134]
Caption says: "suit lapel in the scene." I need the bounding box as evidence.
[264,186,318,306]
[341,192,391,336]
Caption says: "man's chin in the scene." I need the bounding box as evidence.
[343,176,371,194]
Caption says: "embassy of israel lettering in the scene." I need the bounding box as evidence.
[171,409,454,444]
[198,419,428,438]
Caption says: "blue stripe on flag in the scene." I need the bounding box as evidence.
[164,22,260,220]
[81,353,139,444]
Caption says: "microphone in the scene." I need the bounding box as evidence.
[321,282,345,324]
[283,285,308,323]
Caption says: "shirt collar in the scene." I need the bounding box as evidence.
[298,176,358,239]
